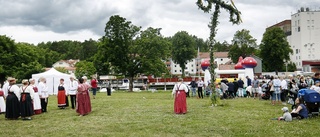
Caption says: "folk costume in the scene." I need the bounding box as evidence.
[57,83,68,108]
[172,81,188,114]
[20,82,35,120]
[31,84,42,114]
[5,81,21,119]
[76,79,92,116]
[38,80,49,112]
[0,89,6,114]
[68,78,78,109]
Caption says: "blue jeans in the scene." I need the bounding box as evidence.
[272,87,281,101]
[191,87,197,96]
[92,88,97,96]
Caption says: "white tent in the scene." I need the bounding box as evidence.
[32,68,71,95]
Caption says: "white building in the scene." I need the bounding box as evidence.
[288,7,320,71]
[52,59,80,74]
[169,52,231,76]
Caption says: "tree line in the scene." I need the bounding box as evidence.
[0,15,295,90]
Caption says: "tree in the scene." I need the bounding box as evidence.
[228,29,257,63]
[171,31,197,77]
[102,15,170,91]
[196,0,241,88]
[213,41,230,52]
[75,61,96,79]
[0,35,18,83]
[260,27,293,72]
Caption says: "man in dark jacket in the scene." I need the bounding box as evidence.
[233,78,239,98]
[237,78,244,97]
[227,81,235,98]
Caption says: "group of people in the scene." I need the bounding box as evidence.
[0,75,94,120]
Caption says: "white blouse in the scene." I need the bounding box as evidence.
[172,82,189,94]
[20,85,35,100]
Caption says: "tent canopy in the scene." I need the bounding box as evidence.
[32,68,71,95]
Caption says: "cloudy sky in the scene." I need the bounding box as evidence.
[0,0,319,45]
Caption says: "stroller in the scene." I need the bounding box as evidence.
[298,89,320,116]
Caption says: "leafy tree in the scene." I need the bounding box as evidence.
[213,41,230,52]
[102,15,170,91]
[260,27,293,72]
[228,29,257,63]
[93,38,111,75]
[193,36,207,52]
[0,35,18,83]
[81,39,98,61]
[75,61,96,79]
[171,31,197,77]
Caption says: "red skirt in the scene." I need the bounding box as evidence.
[76,91,91,115]
[57,90,66,107]
[174,90,187,114]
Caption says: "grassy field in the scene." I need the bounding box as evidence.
[1,91,320,137]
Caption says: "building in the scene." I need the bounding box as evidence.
[52,59,80,74]
[168,52,231,76]
[268,7,320,72]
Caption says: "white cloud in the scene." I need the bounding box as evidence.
[0,0,319,44]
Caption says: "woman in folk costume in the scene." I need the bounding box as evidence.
[0,84,6,114]
[37,77,49,113]
[76,77,91,116]
[20,79,35,120]
[29,79,42,114]
[57,78,68,109]
[5,77,21,120]
[82,76,92,112]
[172,78,188,114]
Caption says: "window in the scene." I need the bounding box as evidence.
[298,26,300,32]
[191,69,194,72]
[179,70,182,72]
[174,70,177,72]
[191,65,193,67]
[221,59,223,61]
[299,56,301,59]
[174,65,177,67]
[296,49,299,54]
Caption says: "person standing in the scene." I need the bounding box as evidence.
[172,78,188,114]
[68,76,78,109]
[251,76,259,99]
[280,76,288,105]
[227,81,235,98]
[29,79,42,114]
[246,76,252,88]
[82,76,92,111]
[106,80,112,96]
[5,77,20,120]
[90,77,98,99]
[237,78,244,97]
[20,79,34,120]
[2,77,10,98]
[57,78,67,109]
[197,78,204,99]
[188,78,197,97]
[76,78,92,116]
[38,77,49,113]
[0,84,6,114]
[233,79,239,98]
[272,76,282,105]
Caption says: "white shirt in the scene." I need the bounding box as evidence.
[172,82,189,94]
[2,81,9,97]
[37,82,49,98]
[281,80,288,90]
[8,85,20,101]
[20,85,35,100]
[68,80,78,95]
[310,85,320,93]
[197,80,204,87]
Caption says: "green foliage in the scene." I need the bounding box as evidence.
[260,27,293,72]
[55,67,68,73]
[213,41,230,52]
[193,36,208,52]
[171,31,197,77]
[0,35,17,82]
[102,15,171,91]
[229,29,257,63]
[75,61,96,79]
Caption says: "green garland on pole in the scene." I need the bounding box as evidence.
[196,0,241,105]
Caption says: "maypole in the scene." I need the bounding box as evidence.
[196,0,242,90]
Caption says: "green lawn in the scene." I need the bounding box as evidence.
[1,91,320,137]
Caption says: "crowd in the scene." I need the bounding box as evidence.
[0,75,94,120]
[172,73,320,120]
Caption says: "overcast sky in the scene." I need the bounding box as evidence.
[1,0,319,45]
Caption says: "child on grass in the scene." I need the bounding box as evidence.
[278,107,292,122]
